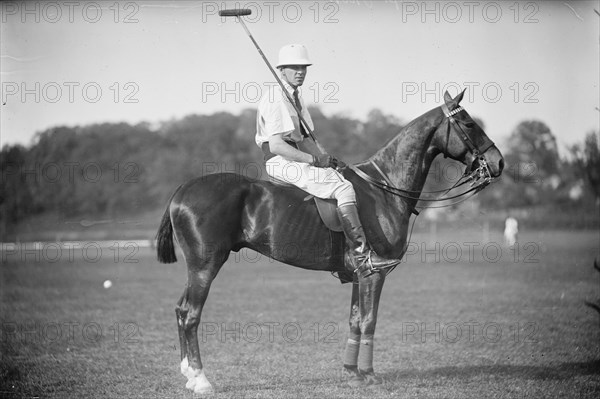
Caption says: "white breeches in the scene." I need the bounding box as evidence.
[266,155,356,206]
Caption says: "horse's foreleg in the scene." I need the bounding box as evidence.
[355,271,386,385]
[343,282,363,383]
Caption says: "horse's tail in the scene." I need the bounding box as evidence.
[156,187,182,264]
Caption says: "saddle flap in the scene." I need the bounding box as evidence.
[305,196,343,232]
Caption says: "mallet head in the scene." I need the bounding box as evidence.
[218,9,252,17]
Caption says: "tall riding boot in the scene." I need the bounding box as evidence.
[337,203,401,277]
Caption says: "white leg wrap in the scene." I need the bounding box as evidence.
[343,337,361,367]
[358,336,374,372]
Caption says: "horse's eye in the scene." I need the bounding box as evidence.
[465,122,475,129]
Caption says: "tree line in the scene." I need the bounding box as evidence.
[1,107,598,230]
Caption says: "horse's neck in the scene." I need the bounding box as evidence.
[366,108,443,195]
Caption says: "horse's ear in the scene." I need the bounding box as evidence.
[454,88,466,105]
[443,90,453,105]
[444,88,466,106]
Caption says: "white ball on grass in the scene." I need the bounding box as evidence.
[103,280,113,289]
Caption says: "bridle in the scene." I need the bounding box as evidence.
[349,103,495,209]
[440,103,494,171]
[342,103,497,279]
[442,104,479,156]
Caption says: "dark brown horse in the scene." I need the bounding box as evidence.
[156,90,504,394]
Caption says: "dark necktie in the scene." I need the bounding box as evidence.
[293,89,302,112]
[293,89,307,137]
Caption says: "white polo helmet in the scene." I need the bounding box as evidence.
[276,44,312,68]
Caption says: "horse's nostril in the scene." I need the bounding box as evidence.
[499,158,505,173]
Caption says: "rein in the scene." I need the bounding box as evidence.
[350,160,490,202]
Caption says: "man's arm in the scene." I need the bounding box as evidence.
[269,134,314,164]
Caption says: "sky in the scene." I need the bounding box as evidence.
[1,0,599,153]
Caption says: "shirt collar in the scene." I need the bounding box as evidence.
[281,80,297,95]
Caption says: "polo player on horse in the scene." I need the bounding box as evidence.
[255,44,401,277]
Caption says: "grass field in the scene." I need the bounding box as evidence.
[1,227,599,398]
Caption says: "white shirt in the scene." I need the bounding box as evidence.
[255,81,314,147]
[505,217,518,232]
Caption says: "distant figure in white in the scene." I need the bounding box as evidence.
[504,217,518,247]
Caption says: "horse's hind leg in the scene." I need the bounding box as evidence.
[178,250,229,394]
[175,287,189,372]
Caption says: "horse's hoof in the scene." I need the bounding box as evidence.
[343,368,383,388]
[346,374,366,388]
[343,366,365,387]
[185,368,214,394]
[185,378,196,390]
[194,384,214,395]
[186,377,214,394]
[362,372,383,386]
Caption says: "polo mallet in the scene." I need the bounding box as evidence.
[218,8,326,154]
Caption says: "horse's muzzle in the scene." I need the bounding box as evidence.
[481,146,504,178]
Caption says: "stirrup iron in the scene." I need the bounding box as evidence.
[354,250,381,277]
